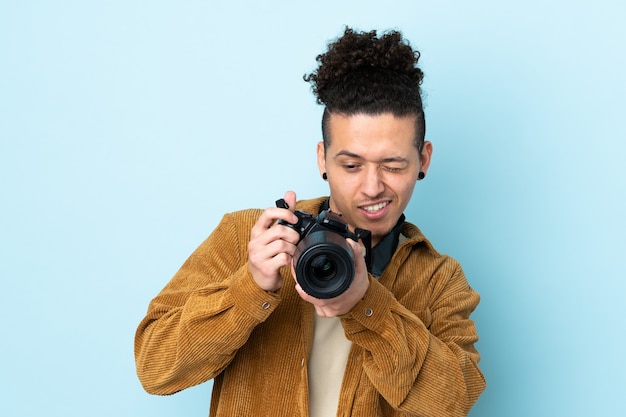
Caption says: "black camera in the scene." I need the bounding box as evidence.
[276,199,371,299]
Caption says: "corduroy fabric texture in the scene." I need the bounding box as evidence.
[135,197,486,416]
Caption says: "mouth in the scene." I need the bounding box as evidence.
[359,200,390,214]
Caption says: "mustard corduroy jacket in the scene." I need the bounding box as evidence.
[135,197,486,416]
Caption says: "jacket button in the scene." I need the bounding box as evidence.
[262,301,271,309]
[365,308,373,317]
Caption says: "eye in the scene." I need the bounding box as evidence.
[342,163,361,171]
[383,165,404,173]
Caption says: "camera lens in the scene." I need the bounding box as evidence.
[293,230,355,299]
[310,255,337,281]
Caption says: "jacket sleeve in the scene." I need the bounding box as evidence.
[134,212,281,395]
[339,260,485,417]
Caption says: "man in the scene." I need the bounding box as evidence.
[135,27,485,416]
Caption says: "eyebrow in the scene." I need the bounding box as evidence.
[334,150,410,164]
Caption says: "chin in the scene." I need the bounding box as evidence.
[369,224,396,243]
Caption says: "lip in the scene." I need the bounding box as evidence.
[358,200,391,220]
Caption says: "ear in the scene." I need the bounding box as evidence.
[316,141,326,177]
[419,141,433,177]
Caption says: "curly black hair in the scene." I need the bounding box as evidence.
[304,27,426,151]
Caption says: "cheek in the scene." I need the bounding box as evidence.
[386,176,417,199]
[329,180,354,202]
[329,170,361,189]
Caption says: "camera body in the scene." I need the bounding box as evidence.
[276,199,371,299]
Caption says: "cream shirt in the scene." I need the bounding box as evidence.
[308,314,353,417]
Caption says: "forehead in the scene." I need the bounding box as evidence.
[327,113,419,158]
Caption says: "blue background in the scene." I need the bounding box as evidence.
[1,1,624,416]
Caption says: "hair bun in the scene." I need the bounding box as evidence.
[304,27,424,108]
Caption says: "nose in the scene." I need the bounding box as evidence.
[361,165,385,198]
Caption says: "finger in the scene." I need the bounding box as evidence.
[295,282,326,305]
[283,191,297,212]
[259,222,301,245]
[345,238,368,277]
[249,245,294,276]
[251,209,280,234]
[251,207,298,237]
[314,306,328,318]
[290,262,297,281]
[251,238,297,262]
[295,283,314,302]
[346,238,367,259]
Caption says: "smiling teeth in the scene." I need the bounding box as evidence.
[363,202,388,212]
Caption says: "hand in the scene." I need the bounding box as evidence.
[293,238,370,317]
[248,191,300,292]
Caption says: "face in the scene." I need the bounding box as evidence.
[317,113,432,246]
